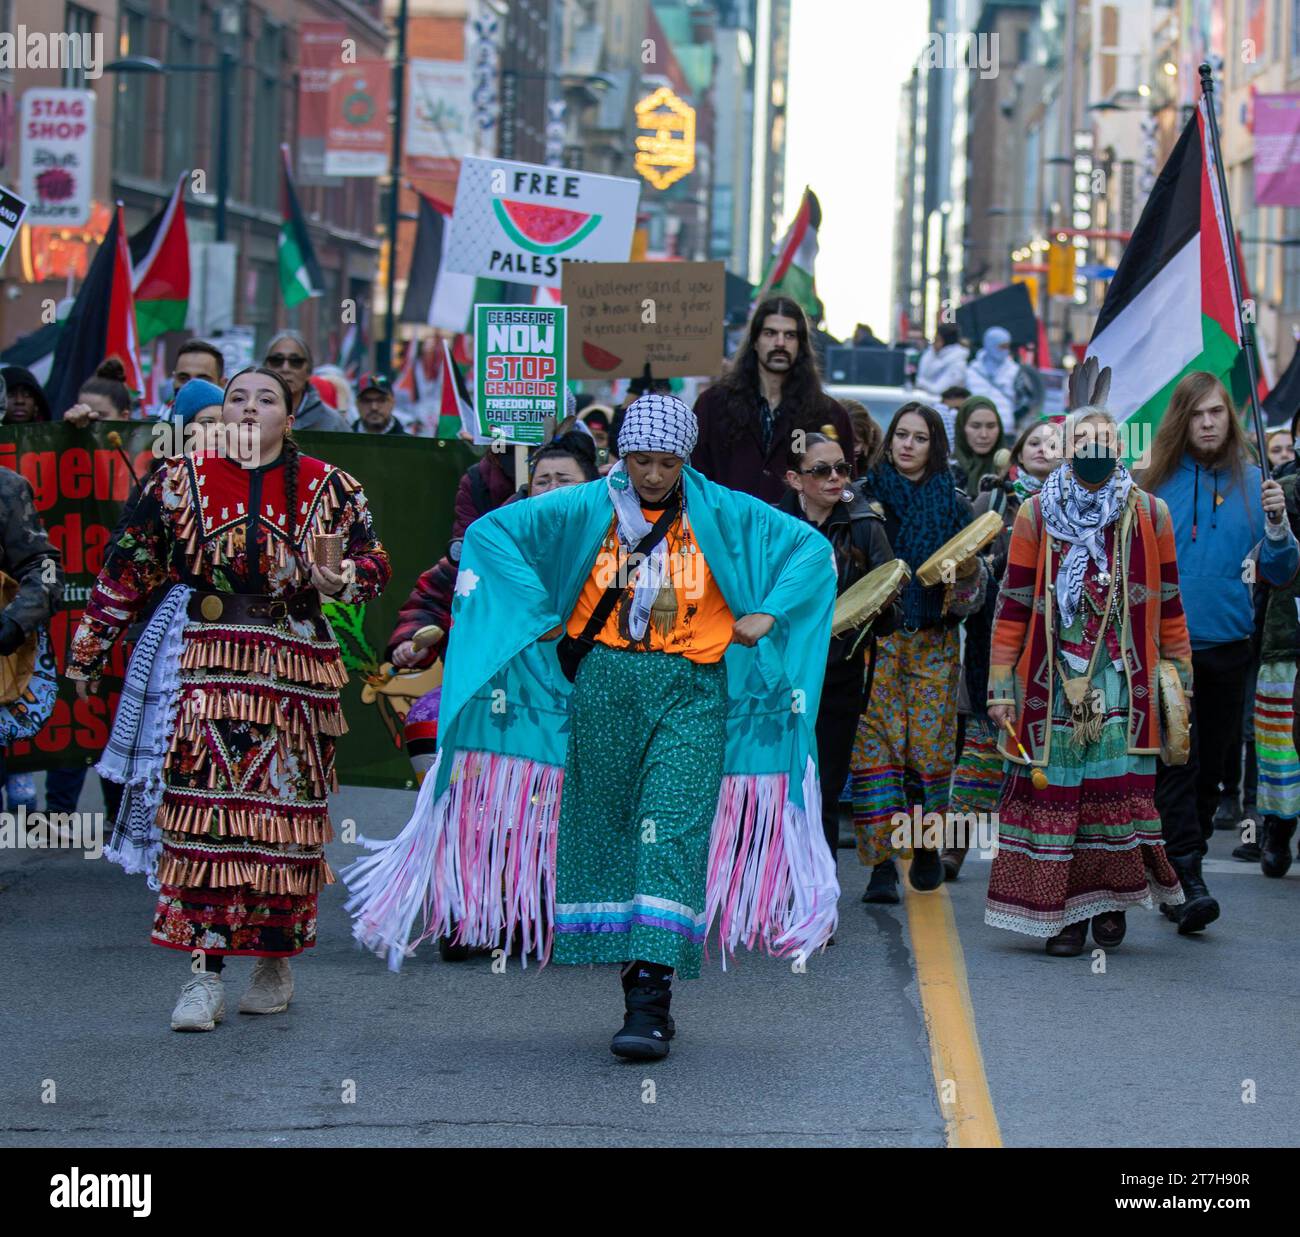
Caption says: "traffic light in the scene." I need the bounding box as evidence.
[1048,241,1076,297]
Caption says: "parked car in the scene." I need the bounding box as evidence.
[825,383,918,430]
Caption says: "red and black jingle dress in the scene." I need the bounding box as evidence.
[68,452,390,956]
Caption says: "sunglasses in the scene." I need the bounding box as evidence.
[800,461,851,479]
[265,353,307,369]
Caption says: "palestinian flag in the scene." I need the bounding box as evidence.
[440,336,479,440]
[46,203,143,417]
[756,187,822,324]
[394,336,420,402]
[1087,101,1256,437]
[279,143,323,307]
[129,171,190,343]
[400,193,477,330]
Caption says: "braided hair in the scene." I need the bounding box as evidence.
[227,365,306,581]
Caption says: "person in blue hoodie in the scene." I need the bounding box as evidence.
[1143,371,1298,935]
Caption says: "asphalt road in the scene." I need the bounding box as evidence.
[2,774,1296,1147]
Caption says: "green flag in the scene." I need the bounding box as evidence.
[278,144,323,307]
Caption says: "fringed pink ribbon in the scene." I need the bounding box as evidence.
[343,750,838,972]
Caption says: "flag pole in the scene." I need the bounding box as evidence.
[1198,62,1272,483]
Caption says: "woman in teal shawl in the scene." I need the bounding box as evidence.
[346,394,838,1060]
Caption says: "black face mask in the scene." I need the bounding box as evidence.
[1073,449,1118,486]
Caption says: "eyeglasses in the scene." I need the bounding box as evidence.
[800,462,851,479]
[265,353,307,369]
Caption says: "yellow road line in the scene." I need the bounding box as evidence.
[901,861,1002,1148]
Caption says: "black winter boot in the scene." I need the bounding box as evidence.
[1260,817,1296,879]
[611,962,675,1061]
[1166,854,1220,935]
[862,858,900,904]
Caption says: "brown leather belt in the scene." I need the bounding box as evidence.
[188,588,322,626]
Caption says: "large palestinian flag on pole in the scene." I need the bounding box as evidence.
[1087,100,1255,436]
[756,186,822,325]
[279,144,324,307]
[129,171,190,343]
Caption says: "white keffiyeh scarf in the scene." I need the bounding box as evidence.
[1038,463,1132,630]
[605,460,684,641]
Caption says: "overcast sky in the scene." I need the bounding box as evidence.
[784,0,929,340]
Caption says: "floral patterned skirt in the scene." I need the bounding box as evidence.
[985,661,1183,938]
[150,620,348,957]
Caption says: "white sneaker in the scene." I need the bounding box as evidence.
[238,957,294,1015]
[170,973,225,1032]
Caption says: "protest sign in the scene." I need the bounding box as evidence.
[0,185,28,272]
[446,156,639,286]
[473,304,567,445]
[563,260,725,379]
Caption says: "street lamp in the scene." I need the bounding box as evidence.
[103,4,239,243]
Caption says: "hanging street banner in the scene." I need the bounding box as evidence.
[324,62,391,178]
[1,422,475,789]
[0,184,29,272]
[473,303,567,445]
[563,260,726,379]
[19,88,95,227]
[296,20,347,186]
[445,155,640,286]
[1254,93,1300,207]
[405,59,472,179]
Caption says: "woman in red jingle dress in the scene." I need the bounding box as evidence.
[67,367,390,1030]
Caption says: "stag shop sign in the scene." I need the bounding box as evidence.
[472,304,567,446]
[19,88,95,227]
[446,156,640,286]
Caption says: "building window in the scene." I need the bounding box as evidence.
[164,1,200,183]
[64,4,96,90]
[113,4,150,177]
[251,22,283,210]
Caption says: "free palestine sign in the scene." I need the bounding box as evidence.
[446,156,639,287]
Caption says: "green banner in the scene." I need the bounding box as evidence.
[1,422,476,789]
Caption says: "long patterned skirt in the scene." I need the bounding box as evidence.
[851,625,961,868]
[150,619,349,957]
[553,644,727,980]
[985,660,1183,937]
[1254,661,1300,821]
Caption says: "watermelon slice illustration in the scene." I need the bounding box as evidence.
[493,198,603,254]
[582,340,622,372]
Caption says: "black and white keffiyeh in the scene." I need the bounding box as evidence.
[616,392,698,460]
[1038,464,1132,630]
[96,584,192,887]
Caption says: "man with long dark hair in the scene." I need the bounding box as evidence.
[1143,371,1297,936]
[692,297,854,501]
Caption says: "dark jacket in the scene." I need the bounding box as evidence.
[353,416,407,435]
[451,451,517,542]
[778,487,899,710]
[692,382,855,502]
[0,468,62,635]
[1260,473,1300,664]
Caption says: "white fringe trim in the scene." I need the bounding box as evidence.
[342,749,841,971]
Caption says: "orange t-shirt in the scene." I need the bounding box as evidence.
[566,512,735,664]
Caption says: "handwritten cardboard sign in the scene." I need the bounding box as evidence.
[563,260,725,379]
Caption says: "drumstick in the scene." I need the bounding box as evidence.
[386,625,445,677]
[1001,718,1049,790]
